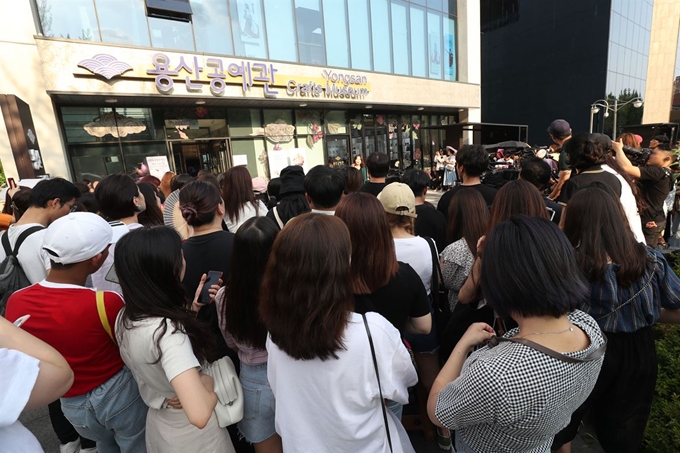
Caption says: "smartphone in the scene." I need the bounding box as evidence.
[7,178,16,190]
[200,270,223,304]
[13,314,30,327]
[105,265,119,284]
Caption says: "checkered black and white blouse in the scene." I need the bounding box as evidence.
[434,310,605,453]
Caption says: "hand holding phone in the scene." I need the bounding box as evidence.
[199,271,223,305]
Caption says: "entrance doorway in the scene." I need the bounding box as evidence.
[170,139,232,175]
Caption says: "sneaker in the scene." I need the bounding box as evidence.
[437,427,452,451]
[59,440,81,453]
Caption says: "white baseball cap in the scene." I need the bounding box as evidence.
[42,213,113,265]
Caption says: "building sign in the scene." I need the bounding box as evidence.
[75,53,370,101]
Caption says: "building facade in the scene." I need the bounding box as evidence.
[0,0,480,182]
[481,0,656,143]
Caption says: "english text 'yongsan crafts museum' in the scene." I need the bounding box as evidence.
[1,0,480,182]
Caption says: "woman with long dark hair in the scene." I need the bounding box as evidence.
[261,214,418,453]
[553,187,680,453]
[137,183,164,226]
[114,227,235,453]
[266,166,310,229]
[428,216,605,453]
[216,216,282,453]
[221,166,266,232]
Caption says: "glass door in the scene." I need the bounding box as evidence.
[326,136,349,168]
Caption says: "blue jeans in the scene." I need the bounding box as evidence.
[61,367,147,453]
[239,363,277,443]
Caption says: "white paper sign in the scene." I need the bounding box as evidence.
[146,156,171,179]
[233,154,248,166]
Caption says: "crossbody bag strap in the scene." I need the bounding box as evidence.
[424,237,441,295]
[488,335,607,364]
[96,291,115,343]
[362,313,393,453]
[273,207,284,229]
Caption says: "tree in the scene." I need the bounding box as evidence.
[603,89,644,138]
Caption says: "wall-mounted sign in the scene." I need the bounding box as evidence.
[75,53,370,101]
[145,155,171,179]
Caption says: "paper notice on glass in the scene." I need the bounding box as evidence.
[146,156,171,179]
[233,154,248,166]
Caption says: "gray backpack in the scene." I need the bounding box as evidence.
[0,226,44,315]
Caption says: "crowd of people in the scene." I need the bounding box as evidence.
[2,119,680,453]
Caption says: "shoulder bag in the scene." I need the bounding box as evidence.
[203,355,244,428]
[362,313,393,453]
[424,237,451,342]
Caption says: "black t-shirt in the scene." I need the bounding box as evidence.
[354,262,430,333]
[558,147,570,172]
[544,197,563,225]
[181,231,235,299]
[437,184,498,218]
[556,166,622,205]
[415,203,448,252]
[639,166,674,223]
[360,181,387,196]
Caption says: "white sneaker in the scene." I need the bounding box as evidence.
[59,440,81,453]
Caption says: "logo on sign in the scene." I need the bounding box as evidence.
[78,54,133,80]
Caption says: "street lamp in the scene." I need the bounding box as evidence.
[589,97,644,137]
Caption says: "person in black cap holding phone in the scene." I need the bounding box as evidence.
[547,119,573,200]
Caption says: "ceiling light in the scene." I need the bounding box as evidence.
[417,107,424,111]
[195,100,206,105]
[104,98,118,103]
[299,103,307,107]
[365,105,373,109]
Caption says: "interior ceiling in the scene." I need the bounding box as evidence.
[49,93,465,115]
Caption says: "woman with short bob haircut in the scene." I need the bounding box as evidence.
[553,187,680,453]
[261,214,418,453]
[217,216,282,453]
[221,166,266,232]
[114,227,235,453]
[428,216,606,453]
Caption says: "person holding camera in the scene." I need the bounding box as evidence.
[612,139,676,247]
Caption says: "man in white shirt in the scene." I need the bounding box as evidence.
[304,165,344,215]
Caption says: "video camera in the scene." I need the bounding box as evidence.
[622,145,652,166]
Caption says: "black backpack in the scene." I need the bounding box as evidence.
[0,226,44,315]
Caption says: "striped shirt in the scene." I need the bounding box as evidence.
[584,247,680,333]
[215,288,268,366]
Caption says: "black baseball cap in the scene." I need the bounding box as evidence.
[547,119,571,139]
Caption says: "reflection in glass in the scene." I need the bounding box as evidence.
[326,137,349,167]
[232,139,266,178]
[230,0,267,59]
[444,16,457,81]
[39,0,100,41]
[410,6,427,77]
[391,1,410,75]
[70,144,123,182]
[227,109,263,137]
[193,0,233,55]
[323,0,350,68]
[263,0,298,62]
[347,0,372,70]
[62,107,116,143]
[295,0,326,65]
[122,142,167,174]
[428,11,443,79]
[371,0,392,73]
[96,0,149,46]
[149,17,194,51]
[325,111,347,134]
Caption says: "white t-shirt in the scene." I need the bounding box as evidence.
[91,222,143,293]
[0,224,49,284]
[394,236,434,295]
[0,348,44,453]
[266,312,418,453]
[224,200,267,233]
[116,314,200,409]
[602,165,645,243]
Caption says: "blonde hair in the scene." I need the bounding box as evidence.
[385,212,415,235]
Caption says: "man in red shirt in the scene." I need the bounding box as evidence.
[5,212,147,453]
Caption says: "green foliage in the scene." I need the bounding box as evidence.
[643,252,680,452]
[603,89,644,137]
[0,158,7,187]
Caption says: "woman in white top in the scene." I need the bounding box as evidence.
[222,166,267,232]
[261,214,418,453]
[114,227,235,453]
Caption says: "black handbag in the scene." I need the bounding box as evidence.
[424,237,451,339]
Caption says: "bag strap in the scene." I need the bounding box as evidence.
[488,335,607,364]
[3,226,44,257]
[362,313,393,453]
[273,207,284,229]
[96,291,115,343]
[424,237,442,295]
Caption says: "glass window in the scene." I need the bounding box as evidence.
[193,0,233,55]
[295,110,322,136]
[95,0,149,46]
[325,111,347,134]
[370,0,392,73]
[427,0,443,11]
[326,137,348,167]
[149,17,194,51]
[232,139,266,178]
[70,144,123,181]
[227,109,262,137]
[230,0,268,59]
[39,0,100,40]
[347,0,372,70]
[322,0,349,68]
[295,0,326,65]
[391,1,410,75]
[114,107,162,141]
[428,11,443,79]
[410,6,427,77]
[444,16,457,80]
[263,0,298,62]
[121,142,167,174]
[62,107,117,143]
[442,0,457,16]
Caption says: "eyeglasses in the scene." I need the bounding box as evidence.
[64,202,78,213]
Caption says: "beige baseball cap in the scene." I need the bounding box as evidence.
[377,183,417,218]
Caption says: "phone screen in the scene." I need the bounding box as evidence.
[105,265,119,284]
[200,271,223,304]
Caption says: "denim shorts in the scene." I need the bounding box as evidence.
[402,301,439,354]
[238,363,277,444]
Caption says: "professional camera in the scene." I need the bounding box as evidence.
[622,145,651,166]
